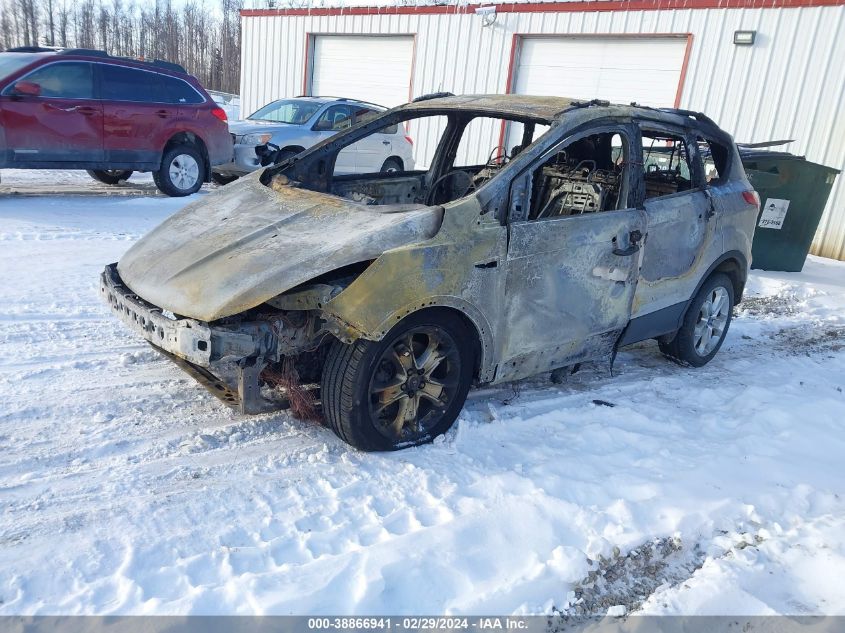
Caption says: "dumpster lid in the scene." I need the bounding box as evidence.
[736,139,805,161]
[740,150,806,160]
[736,139,795,149]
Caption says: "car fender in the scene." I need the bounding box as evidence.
[690,249,749,303]
[267,127,318,153]
[321,199,506,383]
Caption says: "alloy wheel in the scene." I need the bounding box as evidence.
[368,326,462,442]
[693,286,730,356]
[168,154,200,191]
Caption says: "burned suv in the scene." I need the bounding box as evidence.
[102,94,759,451]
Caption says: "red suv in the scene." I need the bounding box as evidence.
[0,47,233,196]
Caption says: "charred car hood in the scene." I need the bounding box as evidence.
[117,174,442,321]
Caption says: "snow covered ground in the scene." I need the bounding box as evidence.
[1,169,844,616]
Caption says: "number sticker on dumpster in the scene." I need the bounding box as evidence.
[758,198,790,229]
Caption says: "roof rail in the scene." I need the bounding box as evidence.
[6,46,62,53]
[344,97,388,109]
[295,95,352,101]
[148,58,187,73]
[294,95,387,109]
[59,48,110,58]
[5,45,188,73]
[412,91,454,103]
[54,48,187,73]
[658,107,716,127]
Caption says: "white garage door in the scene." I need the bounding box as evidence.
[513,36,689,107]
[310,35,414,108]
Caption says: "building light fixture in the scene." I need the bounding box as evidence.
[734,30,756,46]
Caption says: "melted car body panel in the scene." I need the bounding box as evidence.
[117,170,443,321]
[322,195,506,382]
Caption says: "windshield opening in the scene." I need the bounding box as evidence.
[248,99,321,124]
[263,108,551,209]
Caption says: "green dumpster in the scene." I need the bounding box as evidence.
[740,150,840,272]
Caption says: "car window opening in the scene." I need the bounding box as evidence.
[528,131,628,220]
[249,99,322,124]
[641,131,693,199]
[697,136,730,185]
[2,61,95,99]
[265,111,548,209]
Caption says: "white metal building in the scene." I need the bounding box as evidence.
[240,0,845,260]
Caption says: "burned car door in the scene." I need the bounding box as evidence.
[628,123,718,323]
[499,124,646,381]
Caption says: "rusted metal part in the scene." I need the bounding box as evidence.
[401,94,576,122]
[153,345,322,415]
[267,284,338,311]
[237,356,267,415]
[152,345,242,409]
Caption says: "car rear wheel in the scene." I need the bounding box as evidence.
[659,273,734,367]
[321,311,474,451]
[211,172,239,186]
[380,157,403,173]
[154,145,204,197]
[87,169,133,185]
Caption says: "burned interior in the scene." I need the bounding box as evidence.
[527,132,628,219]
[260,103,552,209]
[640,131,694,199]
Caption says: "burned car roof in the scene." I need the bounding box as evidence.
[402,94,578,122]
[399,94,726,136]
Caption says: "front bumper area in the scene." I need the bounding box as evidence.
[100,263,270,367]
[211,143,262,176]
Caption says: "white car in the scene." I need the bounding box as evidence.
[212,96,415,184]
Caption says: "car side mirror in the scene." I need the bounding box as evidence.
[12,80,41,97]
[312,121,332,131]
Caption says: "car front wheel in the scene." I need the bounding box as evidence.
[154,145,204,197]
[87,169,133,185]
[659,272,734,367]
[321,311,475,451]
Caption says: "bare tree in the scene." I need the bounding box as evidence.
[44,0,54,45]
[0,0,243,93]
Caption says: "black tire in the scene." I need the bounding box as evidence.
[380,157,403,173]
[87,169,133,185]
[269,149,297,166]
[321,310,475,451]
[659,273,734,367]
[154,144,205,197]
[211,172,239,186]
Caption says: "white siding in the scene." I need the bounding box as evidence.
[241,4,845,261]
[310,35,414,107]
[514,36,688,106]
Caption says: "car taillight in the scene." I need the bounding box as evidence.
[211,107,227,122]
[404,135,414,146]
[742,190,760,208]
